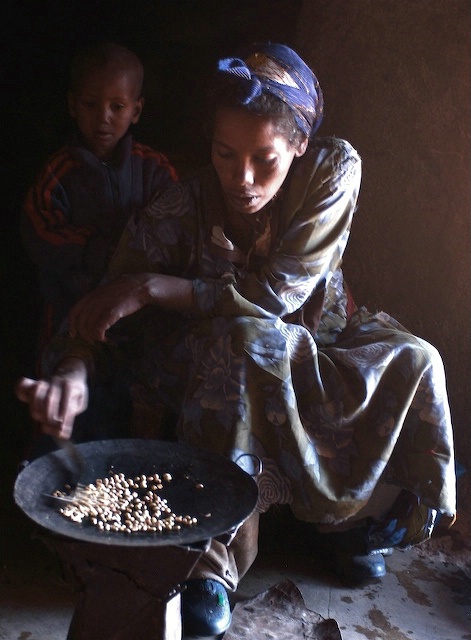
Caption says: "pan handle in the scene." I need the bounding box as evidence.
[212,454,262,547]
[233,453,263,477]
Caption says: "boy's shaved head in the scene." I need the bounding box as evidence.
[70,42,144,97]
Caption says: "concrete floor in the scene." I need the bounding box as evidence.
[239,511,471,640]
[1,449,470,640]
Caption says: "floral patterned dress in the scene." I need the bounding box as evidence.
[54,136,456,543]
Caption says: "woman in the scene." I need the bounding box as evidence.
[17,43,456,637]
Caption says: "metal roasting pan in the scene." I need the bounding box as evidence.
[14,439,259,547]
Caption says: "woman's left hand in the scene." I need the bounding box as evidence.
[68,274,154,343]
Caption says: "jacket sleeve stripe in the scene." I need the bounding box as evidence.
[24,152,95,246]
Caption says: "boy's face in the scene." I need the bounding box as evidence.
[68,66,144,159]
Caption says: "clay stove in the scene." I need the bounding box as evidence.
[14,439,258,640]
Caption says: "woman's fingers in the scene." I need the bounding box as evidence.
[41,418,74,440]
[15,377,37,403]
[16,378,49,421]
[27,379,55,424]
[68,291,109,342]
[68,284,126,343]
[15,374,89,439]
[54,374,88,422]
[68,276,148,343]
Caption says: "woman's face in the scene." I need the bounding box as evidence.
[211,108,307,215]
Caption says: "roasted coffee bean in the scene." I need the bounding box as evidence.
[55,472,199,534]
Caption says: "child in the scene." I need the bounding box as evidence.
[21,42,178,359]
[20,42,178,449]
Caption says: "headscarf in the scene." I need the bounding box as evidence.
[217,43,324,138]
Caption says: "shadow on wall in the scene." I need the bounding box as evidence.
[0,0,302,457]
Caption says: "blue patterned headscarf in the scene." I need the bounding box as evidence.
[217,43,324,138]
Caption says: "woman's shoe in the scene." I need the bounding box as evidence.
[182,578,231,637]
[322,527,393,585]
[334,547,387,584]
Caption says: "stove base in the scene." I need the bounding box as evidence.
[41,532,208,640]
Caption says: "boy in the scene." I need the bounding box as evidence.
[21,42,177,447]
[22,42,178,356]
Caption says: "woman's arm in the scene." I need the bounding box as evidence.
[69,139,360,344]
[68,272,194,343]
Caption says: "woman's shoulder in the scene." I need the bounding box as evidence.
[292,136,361,191]
[141,168,212,221]
[307,136,361,166]
[143,179,193,218]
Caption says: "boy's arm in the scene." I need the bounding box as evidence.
[22,146,178,271]
[21,155,99,270]
[133,143,179,205]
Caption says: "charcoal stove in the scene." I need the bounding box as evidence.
[14,439,259,640]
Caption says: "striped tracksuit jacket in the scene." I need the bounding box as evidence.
[22,132,177,357]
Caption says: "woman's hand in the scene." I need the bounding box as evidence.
[68,273,194,344]
[68,274,154,343]
[15,359,88,439]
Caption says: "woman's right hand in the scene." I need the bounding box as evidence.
[15,359,88,439]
